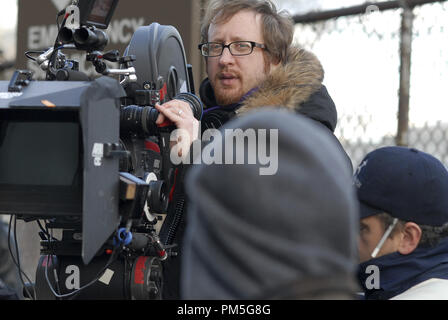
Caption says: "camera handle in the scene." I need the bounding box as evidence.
[35,45,138,84]
[36,44,76,72]
[86,52,138,85]
[114,55,138,85]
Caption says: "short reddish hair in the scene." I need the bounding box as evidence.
[201,0,294,64]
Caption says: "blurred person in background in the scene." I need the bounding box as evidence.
[181,109,359,299]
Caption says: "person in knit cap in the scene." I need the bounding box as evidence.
[181,109,359,299]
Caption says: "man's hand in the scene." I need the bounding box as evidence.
[155,99,200,158]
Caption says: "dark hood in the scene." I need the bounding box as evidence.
[181,109,359,299]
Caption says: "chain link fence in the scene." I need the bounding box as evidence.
[293,1,448,168]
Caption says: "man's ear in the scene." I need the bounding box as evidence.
[270,60,281,73]
[397,222,422,255]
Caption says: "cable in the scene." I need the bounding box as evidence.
[44,246,121,299]
[47,225,62,297]
[47,12,70,79]
[56,9,66,31]
[25,50,44,62]
[46,248,118,299]
[12,217,34,300]
[7,216,35,300]
[37,220,53,241]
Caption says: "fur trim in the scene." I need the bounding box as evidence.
[237,47,324,115]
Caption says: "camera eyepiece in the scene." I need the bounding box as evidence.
[73,27,109,51]
[58,27,74,44]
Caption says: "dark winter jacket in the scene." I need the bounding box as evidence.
[358,238,448,300]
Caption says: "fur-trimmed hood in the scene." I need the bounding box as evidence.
[199,47,338,132]
[239,47,324,113]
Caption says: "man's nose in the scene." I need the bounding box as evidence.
[218,46,235,66]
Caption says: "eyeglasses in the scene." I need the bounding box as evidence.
[198,41,267,57]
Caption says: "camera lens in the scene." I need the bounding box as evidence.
[141,106,160,134]
[120,105,160,136]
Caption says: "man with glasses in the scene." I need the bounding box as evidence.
[155,0,347,159]
[355,147,448,299]
[156,0,351,299]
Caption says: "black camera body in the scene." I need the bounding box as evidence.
[0,0,200,299]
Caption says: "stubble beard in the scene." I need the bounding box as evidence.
[213,82,245,106]
[211,58,271,107]
[212,71,268,106]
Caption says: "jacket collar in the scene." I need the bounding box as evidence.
[358,238,448,299]
[199,79,258,114]
[238,46,324,115]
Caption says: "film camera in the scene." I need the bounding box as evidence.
[0,0,202,299]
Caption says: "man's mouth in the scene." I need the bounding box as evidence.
[218,73,239,86]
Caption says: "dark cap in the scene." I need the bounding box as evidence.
[354,146,448,226]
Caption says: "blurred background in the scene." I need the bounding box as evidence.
[0,0,447,283]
